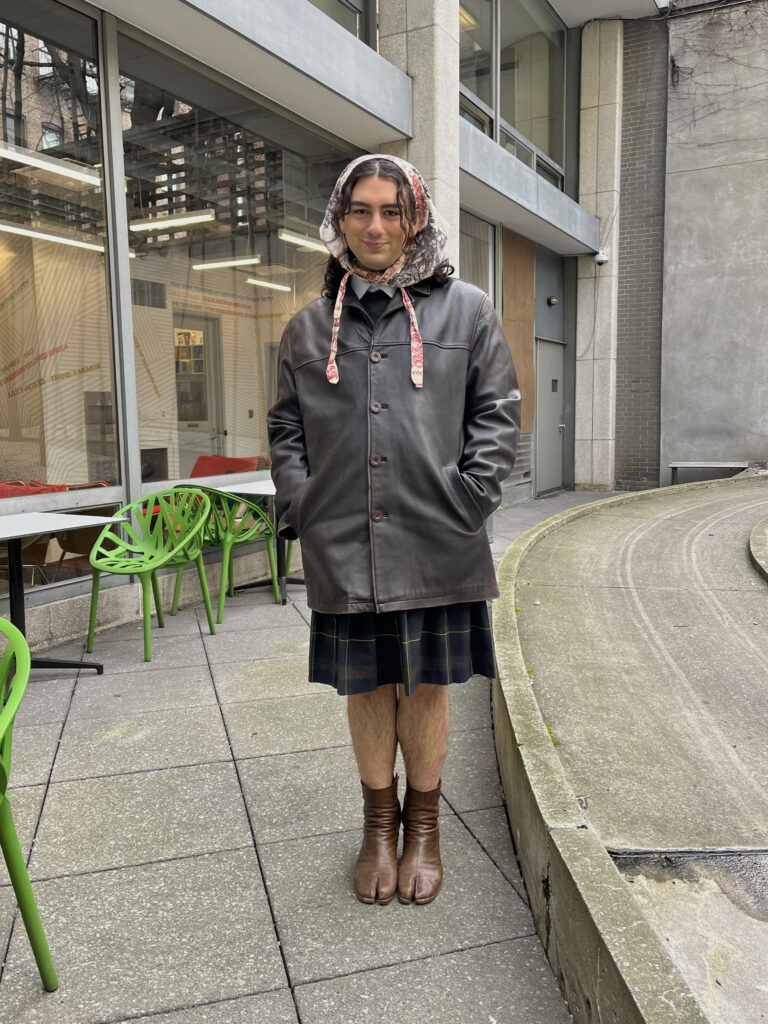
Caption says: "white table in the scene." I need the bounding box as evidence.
[0,512,122,673]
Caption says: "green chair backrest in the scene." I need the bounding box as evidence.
[0,618,32,798]
[201,487,275,548]
[90,487,211,573]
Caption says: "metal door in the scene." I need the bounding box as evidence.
[172,314,224,477]
[535,339,565,495]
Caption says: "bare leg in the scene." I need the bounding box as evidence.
[397,683,449,904]
[347,684,397,789]
[396,683,449,790]
[348,685,399,904]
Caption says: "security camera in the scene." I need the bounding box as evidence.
[594,248,609,266]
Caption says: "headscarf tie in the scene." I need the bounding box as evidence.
[318,154,448,388]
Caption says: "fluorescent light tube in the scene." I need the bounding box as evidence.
[0,141,101,186]
[192,255,261,270]
[130,209,215,232]
[0,220,104,252]
[459,6,478,32]
[278,228,327,254]
[246,277,291,292]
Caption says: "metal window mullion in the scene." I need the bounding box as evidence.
[97,12,142,505]
[492,0,501,144]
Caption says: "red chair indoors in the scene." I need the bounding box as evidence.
[189,455,270,477]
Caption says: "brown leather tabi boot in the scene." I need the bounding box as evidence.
[398,781,443,904]
[353,776,400,905]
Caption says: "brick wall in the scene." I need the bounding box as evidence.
[615,19,668,489]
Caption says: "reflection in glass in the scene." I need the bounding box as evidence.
[307,0,360,36]
[118,36,353,480]
[0,0,118,498]
[499,0,564,167]
[459,0,494,108]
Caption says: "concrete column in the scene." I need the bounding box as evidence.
[575,19,622,489]
[378,0,460,267]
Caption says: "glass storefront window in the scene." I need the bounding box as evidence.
[499,0,564,167]
[117,36,353,481]
[460,1,494,109]
[459,210,495,302]
[0,0,118,498]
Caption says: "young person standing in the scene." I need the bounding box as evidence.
[268,154,520,905]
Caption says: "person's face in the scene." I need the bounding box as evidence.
[339,175,410,273]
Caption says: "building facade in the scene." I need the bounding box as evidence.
[12,0,766,641]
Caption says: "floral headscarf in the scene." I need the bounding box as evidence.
[318,154,448,388]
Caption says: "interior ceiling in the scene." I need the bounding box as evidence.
[547,0,665,28]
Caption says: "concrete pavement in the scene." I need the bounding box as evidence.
[492,475,768,1024]
[0,489,619,1024]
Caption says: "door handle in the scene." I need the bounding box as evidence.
[558,423,566,433]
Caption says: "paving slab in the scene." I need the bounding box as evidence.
[260,816,532,984]
[10,723,62,787]
[211,653,318,703]
[0,850,286,1024]
[222,692,349,759]
[82,632,209,673]
[13,678,74,728]
[111,990,300,1024]
[441,727,504,812]
[29,762,252,878]
[52,704,231,781]
[448,674,492,731]
[95,605,202,642]
[204,624,309,664]
[461,805,527,899]
[239,745,360,843]
[204,593,306,632]
[67,664,217,720]
[295,937,572,1024]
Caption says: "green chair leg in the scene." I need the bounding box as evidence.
[227,549,236,598]
[267,536,280,604]
[196,555,216,636]
[171,566,184,616]
[0,799,58,991]
[86,568,101,653]
[286,539,293,577]
[139,573,153,662]
[151,570,164,629]
[216,539,234,625]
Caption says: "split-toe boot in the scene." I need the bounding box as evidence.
[398,781,443,904]
[353,776,400,905]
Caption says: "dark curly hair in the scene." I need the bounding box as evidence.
[321,156,454,299]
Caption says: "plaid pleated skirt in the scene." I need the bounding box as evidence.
[309,601,496,696]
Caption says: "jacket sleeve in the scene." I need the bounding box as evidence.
[459,295,521,520]
[267,326,309,540]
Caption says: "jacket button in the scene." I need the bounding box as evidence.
[372,509,385,522]
[369,455,382,467]
[370,351,382,362]
[370,401,382,413]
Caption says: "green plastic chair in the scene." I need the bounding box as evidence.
[0,618,59,991]
[86,487,216,662]
[172,487,279,623]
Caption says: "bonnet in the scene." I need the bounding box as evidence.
[318,154,448,388]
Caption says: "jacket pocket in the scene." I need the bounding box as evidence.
[288,476,312,536]
[442,464,484,532]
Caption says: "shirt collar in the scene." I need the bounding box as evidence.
[349,275,397,300]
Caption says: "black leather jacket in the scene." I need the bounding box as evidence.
[267,276,521,613]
